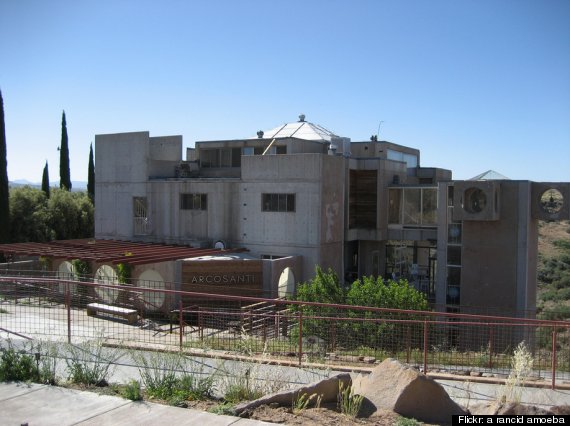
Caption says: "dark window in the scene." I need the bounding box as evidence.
[349,170,377,229]
[262,193,295,212]
[181,193,207,210]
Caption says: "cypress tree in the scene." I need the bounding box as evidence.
[0,89,9,244]
[87,143,94,203]
[41,161,50,198]
[59,110,72,191]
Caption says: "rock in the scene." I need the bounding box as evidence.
[470,371,482,377]
[353,358,466,424]
[234,372,351,415]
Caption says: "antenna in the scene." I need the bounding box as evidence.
[377,121,385,139]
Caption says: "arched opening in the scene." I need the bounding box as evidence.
[138,269,166,311]
[94,265,119,304]
[278,267,295,298]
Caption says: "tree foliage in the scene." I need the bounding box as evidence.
[9,186,93,242]
[87,143,95,203]
[41,161,50,198]
[292,268,429,351]
[59,111,72,191]
[0,90,9,244]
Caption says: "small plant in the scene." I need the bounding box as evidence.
[121,379,143,401]
[223,372,263,403]
[0,341,38,382]
[208,401,236,416]
[0,308,9,314]
[337,382,364,418]
[395,416,421,426]
[292,392,322,414]
[131,350,216,405]
[497,341,534,403]
[65,339,120,386]
[36,340,59,385]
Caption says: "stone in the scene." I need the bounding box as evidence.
[353,358,466,424]
[470,371,482,377]
[234,372,351,415]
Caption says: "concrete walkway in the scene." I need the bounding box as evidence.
[0,382,273,426]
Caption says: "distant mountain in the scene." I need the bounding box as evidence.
[10,180,88,191]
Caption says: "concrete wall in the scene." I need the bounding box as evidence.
[460,181,537,315]
[95,132,151,239]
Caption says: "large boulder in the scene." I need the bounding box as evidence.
[353,358,466,424]
[234,372,351,415]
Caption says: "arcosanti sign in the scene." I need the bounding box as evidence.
[189,274,256,284]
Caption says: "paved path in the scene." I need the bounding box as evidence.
[0,382,273,426]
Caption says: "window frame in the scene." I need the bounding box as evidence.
[261,193,296,212]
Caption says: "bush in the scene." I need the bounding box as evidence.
[0,342,38,382]
[291,267,430,351]
[65,340,120,386]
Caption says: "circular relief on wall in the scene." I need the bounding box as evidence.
[540,189,564,215]
[138,269,165,311]
[94,265,119,304]
[463,187,487,214]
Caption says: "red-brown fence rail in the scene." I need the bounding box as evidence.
[1,274,569,388]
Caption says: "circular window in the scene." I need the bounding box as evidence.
[540,189,564,215]
[464,188,487,214]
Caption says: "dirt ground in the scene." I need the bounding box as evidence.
[188,399,405,425]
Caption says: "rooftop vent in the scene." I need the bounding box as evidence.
[298,114,305,122]
[257,130,264,138]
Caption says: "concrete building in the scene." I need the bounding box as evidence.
[94,115,570,316]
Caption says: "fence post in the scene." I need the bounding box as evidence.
[179,299,183,351]
[423,320,428,374]
[552,327,557,390]
[199,307,203,340]
[406,325,411,364]
[66,282,71,344]
[298,309,303,366]
[488,326,494,369]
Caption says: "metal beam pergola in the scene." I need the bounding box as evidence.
[0,239,247,266]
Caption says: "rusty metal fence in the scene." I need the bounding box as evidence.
[1,273,569,388]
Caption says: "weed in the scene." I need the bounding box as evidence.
[220,361,288,404]
[395,416,421,426]
[121,379,143,401]
[36,340,59,385]
[65,339,120,386]
[208,401,236,416]
[0,308,9,314]
[292,392,322,414]
[131,350,216,405]
[497,341,533,403]
[337,382,364,418]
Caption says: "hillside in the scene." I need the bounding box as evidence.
[537,220,570,320]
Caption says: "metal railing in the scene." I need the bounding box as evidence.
[1,274,569,389]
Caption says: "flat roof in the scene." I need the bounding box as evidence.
[0,239,247,266]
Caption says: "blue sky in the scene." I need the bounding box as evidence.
[1,0,569,183]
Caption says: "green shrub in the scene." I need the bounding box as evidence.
[0,342,38,382]
[121,379,143,401]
